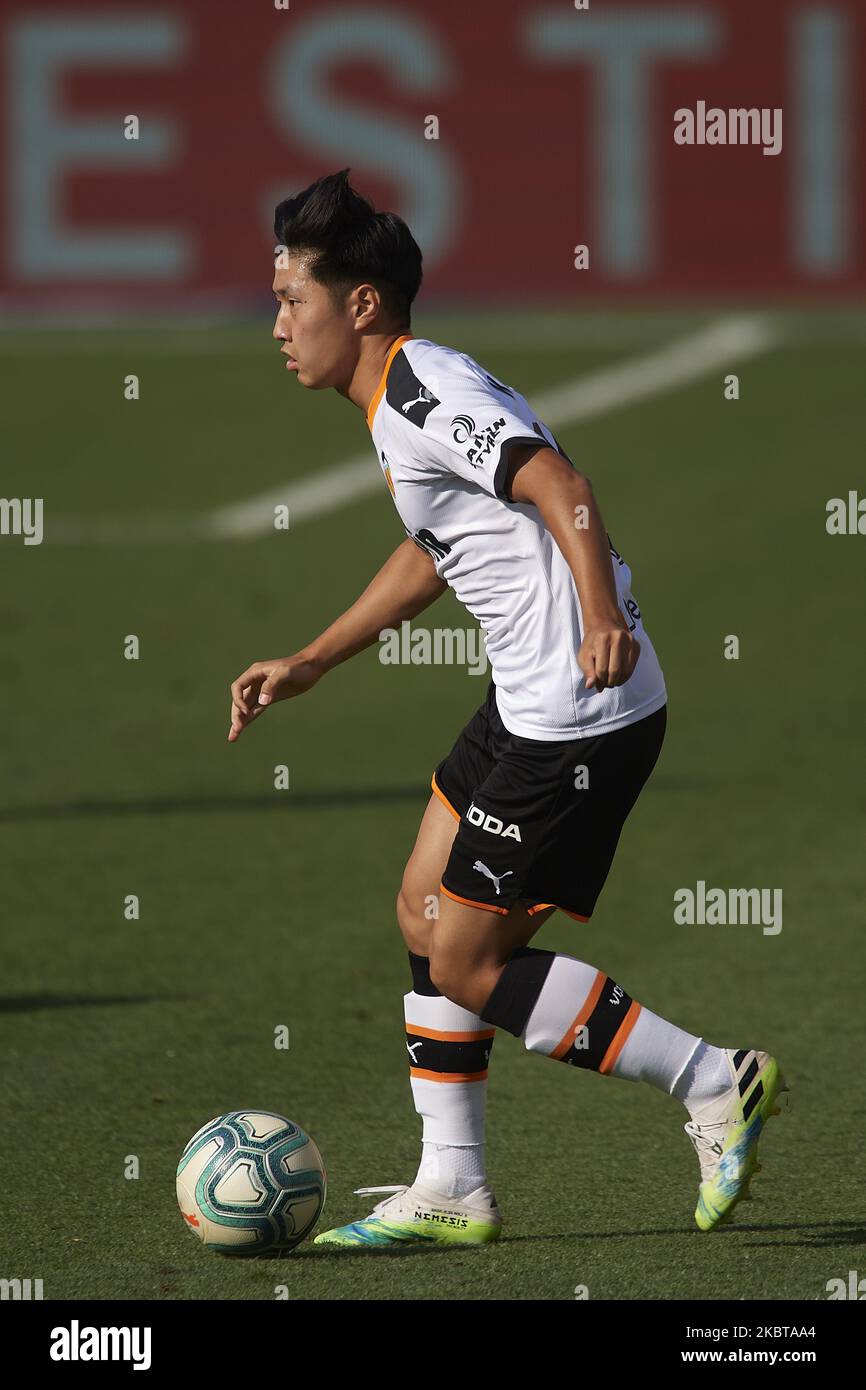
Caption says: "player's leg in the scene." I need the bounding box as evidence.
[313,793,555,1247]
[429,891,788,1232]
[397,792,552,1201]
[427,702,787,1232]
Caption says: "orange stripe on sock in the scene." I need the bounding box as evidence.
[406,1023,496,1042]
[410,1067,489,1083]
[550,969,606,1059]
[439,884,509,915]
[599,999,642,1075]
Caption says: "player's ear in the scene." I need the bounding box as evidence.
[352,283,379,325]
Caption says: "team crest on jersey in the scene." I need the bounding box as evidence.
[385,350,440,427]
[380,451,396,497]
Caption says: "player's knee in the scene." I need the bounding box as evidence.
[427,944,474,1011]
[426,947,454,1001]
[396,884,433,956]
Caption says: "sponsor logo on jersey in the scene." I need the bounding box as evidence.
[467,804,522,842]
[451,413,476,443]
[412,528,451,561]
[464,417,508,466]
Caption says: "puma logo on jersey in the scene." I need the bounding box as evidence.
[473,861,514,895]
[467,803,522,842]
[386,353,440,427]
[402,385,436,415]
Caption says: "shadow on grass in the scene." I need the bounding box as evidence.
[0,775,696,825]
[0,992,187,1013]
[301,1218,866,1258]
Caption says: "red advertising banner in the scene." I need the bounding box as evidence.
[0,0,863,309]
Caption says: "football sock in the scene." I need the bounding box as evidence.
[405,952,493,1199]
[669,1037,735,1109]
[480,947,724,1102]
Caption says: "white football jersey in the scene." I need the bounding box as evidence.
[366,334,667,740]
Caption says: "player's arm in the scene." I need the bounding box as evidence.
[506,445,640,692]
[228,537,447,741]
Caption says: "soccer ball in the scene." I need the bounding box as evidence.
[176,1110,326,1255]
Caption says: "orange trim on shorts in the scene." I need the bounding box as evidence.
[365,334,415,430]
[410,1067,489,1083]
[430,771,460,822]
[526,901,590,922]
[599,999,642,1075]
[439,883,509,916]
[407,1023,496,1042]
[550,969,606,1060]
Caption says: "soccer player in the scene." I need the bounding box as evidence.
[228,169,787,1245]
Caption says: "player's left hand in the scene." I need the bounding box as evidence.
[578,623,641,692]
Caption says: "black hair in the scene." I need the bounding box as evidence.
[273,168,422,329]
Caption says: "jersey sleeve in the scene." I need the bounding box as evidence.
[412,366,553,501]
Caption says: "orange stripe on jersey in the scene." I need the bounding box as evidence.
[365,334,414,430]
[599,999,642,1075]
[550,969,606,1060]
[407,1023,496,1042]
[410,1067,489,1084]
[439,884,509,916]
[430,771,461,822]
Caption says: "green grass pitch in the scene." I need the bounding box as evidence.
[0,309,863,1300]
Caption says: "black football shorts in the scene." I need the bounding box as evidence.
[431,681,666,921]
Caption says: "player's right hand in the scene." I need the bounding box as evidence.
[228,655,321,742]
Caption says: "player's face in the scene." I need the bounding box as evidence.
[271,253,354,390]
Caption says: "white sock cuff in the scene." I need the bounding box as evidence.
[520,956,599,1054]
[404,990,493,1032]
[411,1076,488,1145]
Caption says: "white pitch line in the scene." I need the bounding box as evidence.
[204,314,776,540]
[49,314,776,545]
